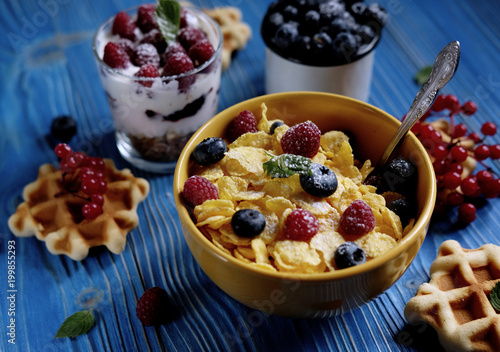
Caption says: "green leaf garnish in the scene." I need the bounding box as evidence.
[414,65,432,85]
[263,153,313,178]
[490,281,500,312]
[155,0,181,42]
[55,309,95,338]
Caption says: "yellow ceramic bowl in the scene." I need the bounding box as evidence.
[173,92,436,318]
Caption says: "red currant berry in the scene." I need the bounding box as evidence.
[98,179,107,194]
[449,162,464,175]
[419,124,435,139]
[474,145,490,161]
[59,160,75,174]
[461,176,479,196]
[431,95,447,112]
[452,123,468,138]
[450,145,468,162]
[81,176,101,195]
[481,122,497,136]
[91,194,105,206]
[476,170,493,184]
[411,120,422,135]
[457,203,476,223]
[480,179,500,198]
[82,202,102,220]
[88,157,106,171]
[468,132,482,143]
[433,159,451,176]
[490,145,500,159]
[446,191,464,207]
[432,144,448,160]
[444,94,461,113]
[55,143,73,160]
[442,171,462,189]
[461,101,477,115]
[429,130,442,143]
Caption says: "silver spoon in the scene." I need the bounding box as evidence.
[376,40,461,170]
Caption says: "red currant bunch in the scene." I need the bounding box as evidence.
[54,143,107,220]
[407,94,500,224]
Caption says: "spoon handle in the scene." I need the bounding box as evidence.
[377,41,461,169]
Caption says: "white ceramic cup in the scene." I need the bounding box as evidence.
[265,47,375,102]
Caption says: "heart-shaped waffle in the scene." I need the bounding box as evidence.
[404,240,500,352]
[8,159,149,260]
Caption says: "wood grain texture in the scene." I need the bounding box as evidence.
[1,0,499,351]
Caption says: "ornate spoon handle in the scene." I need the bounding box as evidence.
[377,41,461,169]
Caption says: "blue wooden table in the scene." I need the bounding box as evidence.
[1,0,500,351]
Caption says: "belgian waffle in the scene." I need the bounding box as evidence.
[8,159,149,260]
[404,240,500,352]
[203,7,252,71]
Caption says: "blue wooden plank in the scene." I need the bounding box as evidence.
[1,0,500,351]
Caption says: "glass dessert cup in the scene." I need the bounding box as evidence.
[93,5,223,173]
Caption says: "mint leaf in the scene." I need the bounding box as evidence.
[55,309,95,338]
[414,65,432,85]
[490,282,500,312]
[263,154,313,178]
[155,0,181,42]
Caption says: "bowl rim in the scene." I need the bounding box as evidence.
[174,91,436,282]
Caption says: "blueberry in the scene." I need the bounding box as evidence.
[50,115,77,142]
[388,198,416,227]
[380,157,418,197]
[300,163,338,198]
[273,22,300,50]
[349,2,367,21]
[311,32,333,55]
[283,5,299,21]
[318,0,345,24]
[268,12,284,32]
[357,24,376,45]
[191,137,227,166]
[363,3,389,27]
[334,242,366,269]
[231,209,266,238]
[270,121,284,135]
[304,10,321,31]
[332,32,360,60]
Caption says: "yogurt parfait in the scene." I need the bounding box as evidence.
[93,2,222,173]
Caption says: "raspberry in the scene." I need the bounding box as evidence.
[226,110,258,142]
[178,26,207,50]
[188,39,215,67]
[132,43,160,67]
[134,65,160,88]
[162,52,194,76]
[140,29,167,53]
[103,42,130,69]
[182,176,219,207]
[340,200,375,236]
[161,42,187,66]
[180,8,188,28]
[284,209,319,241]
[136,4,158,33]
[112,11,136,40]
[280,121,321,158]
[116,38,135,57]
[136,287,169,326]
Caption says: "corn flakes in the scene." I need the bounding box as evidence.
[188,103,415,273]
